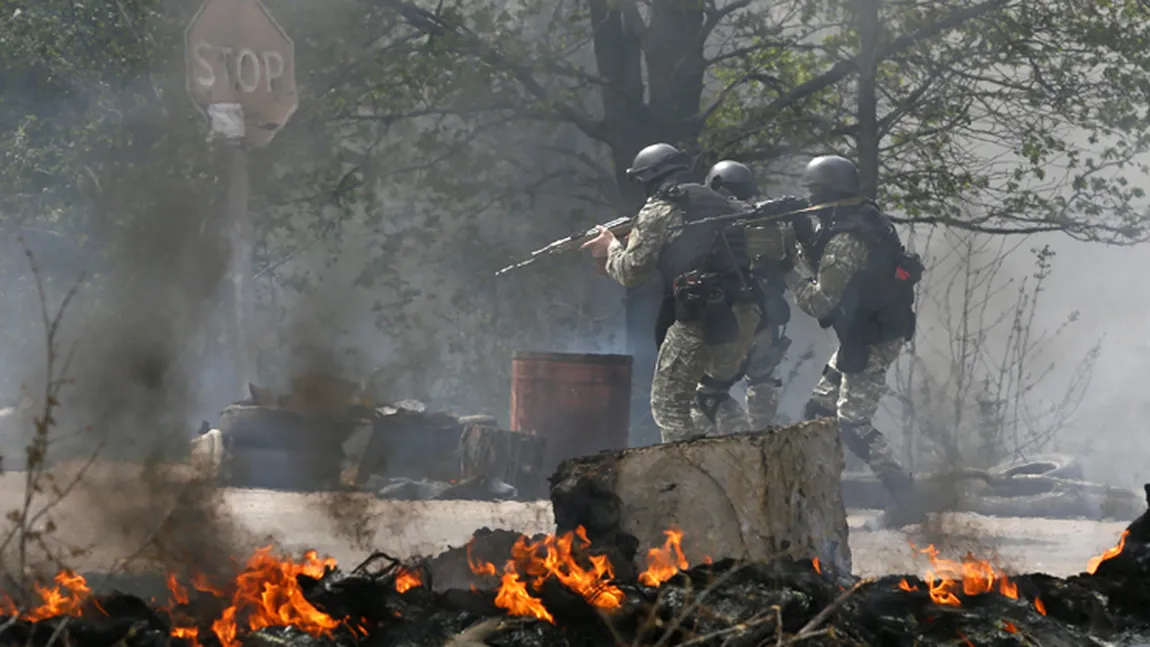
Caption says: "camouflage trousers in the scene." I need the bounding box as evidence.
[653,302,761,443]
[804,337,910,492]
[743,325,789,430]
[689,323,788,435]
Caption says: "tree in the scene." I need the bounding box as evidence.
[2,0,1148,441]
[370,0,1150,237]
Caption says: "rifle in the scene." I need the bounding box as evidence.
[668,196,868,231]
[493,196,865,276]
[494,216,632,276]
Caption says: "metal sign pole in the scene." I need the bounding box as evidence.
[208,103,255,397]
[187,0,298,401]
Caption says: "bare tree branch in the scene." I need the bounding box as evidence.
[368,0,611,143]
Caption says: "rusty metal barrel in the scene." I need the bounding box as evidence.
[510,351,633,486]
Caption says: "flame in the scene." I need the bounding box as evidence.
[1003,621,1018,633]
[173,627,200,644]
[210,546,345,647]
[1087,530,1128,575]
[467,542,499,577]
[394,568,422,593]
[24,571,91,621]
[638,528,688,586]
[1034,598,1047,615]
[913,544,1020,606]
[495,563,553,622]
[192,572,228,598]
[898,578,918,592]
[166,574,200,646]
[167,573,190,606]
[13,546,358,647]
[467,526,625,622]
[811,557,822,574]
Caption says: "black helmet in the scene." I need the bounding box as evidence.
[801,155,860,200]
[625,143,690,186]
[705,160,758,200]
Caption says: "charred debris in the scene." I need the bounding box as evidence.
[3,485,1150,647]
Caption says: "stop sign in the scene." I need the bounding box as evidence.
[185,0,298,147]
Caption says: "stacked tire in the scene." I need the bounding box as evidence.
[217,405,359,492]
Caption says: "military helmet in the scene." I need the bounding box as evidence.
[705,160,758,200]
[626,143,690,185]
[801,155,860,198]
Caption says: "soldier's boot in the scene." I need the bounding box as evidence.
[695,375,750,435]
[840,419,927,529]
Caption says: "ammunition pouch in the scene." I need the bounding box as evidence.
[672,270,714,323]
[673,271,744,345]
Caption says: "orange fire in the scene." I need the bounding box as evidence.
[394,568,423,593]
[2,546,416,645]
[467,526,625,622]
[209,546,348,647]
[23,571,92,622]
[1086,530,1128,575]
[811,557,822,574]
[914,544,1020,607]
[897,578,918,592]
[638,528,689,586]
[1034,597,1047,615]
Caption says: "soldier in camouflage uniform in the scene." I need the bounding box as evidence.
[582,144,762,443]
[701,160,794,431]
[784,155,926,527]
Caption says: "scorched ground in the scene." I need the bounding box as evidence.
[3,502,1150,647]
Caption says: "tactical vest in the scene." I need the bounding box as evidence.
[807,202,920,345]
[727,196,791,329]
[653,183,752,295]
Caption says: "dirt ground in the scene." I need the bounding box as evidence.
[0,464,1130,578]
[221,491,1131,578]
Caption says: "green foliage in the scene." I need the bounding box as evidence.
[3,0,1150,420]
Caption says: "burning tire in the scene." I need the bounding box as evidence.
[218,405,359,451]
[218,405,356,491]
[223,445,343,491]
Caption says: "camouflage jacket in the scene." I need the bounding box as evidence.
[605,197,683,286]
[785,232,869,321]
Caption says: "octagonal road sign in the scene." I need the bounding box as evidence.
[186,0,298,147]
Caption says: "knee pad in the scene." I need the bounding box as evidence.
[696,390,732,424]
[803,399,836,421]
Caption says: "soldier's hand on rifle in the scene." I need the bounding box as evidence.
[580,225,616,258]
